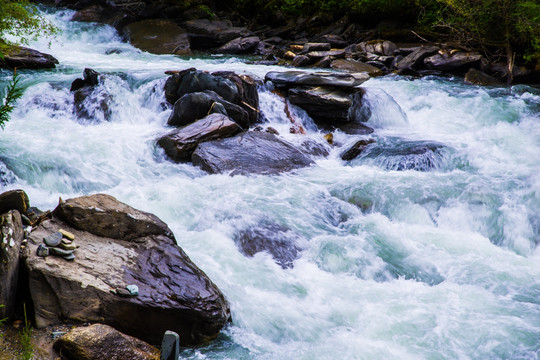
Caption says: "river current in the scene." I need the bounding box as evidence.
[1,9,540,360]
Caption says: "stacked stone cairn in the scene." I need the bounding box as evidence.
[37,229,78,261]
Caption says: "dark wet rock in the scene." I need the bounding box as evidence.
[167,90,250,129]
[317,34,348,48]
[216,36,260,54]
[115,288,133,297]
[0,189,30,215]
[341,139,376,161]
[161,331,180,360]
[211,71,260,125]
[71,5,109,22]
[288,86,355,123]
[312,56,333,68]
[306,49,346,59]
[43,231,63,247]
[183,19,252,50]
[396,46,439,70]
[73,85,112,123]
[302,42,331,52]
[123,19,191,55]
[25,194,230,345]
[235,223,302,269]
[292,55,311,67]
[330,59,383,77]
[265,70,369,88]
[0,210,24,320]
[165,69,239,105]
[0,46,59,69]
[464,68,502,86]
[53,324,160,360]
[192,131,314,175]
[424,51,483,73]
[352,139,449,171]
[158,113,242,162]
[360,40,398,56]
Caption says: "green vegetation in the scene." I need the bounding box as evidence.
[19,303,33,360]
[0,71,24,130]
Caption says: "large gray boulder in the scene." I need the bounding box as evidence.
[54,324,160,360]
[23,194,231,345]
[123,19,191,55]
[0,210,24,320]
[192,131,314,175]
[396,46,439,70]
[158,113,242,162]
[0,46,58,69]
[265,70,369,88]
[167,90,250,129]
[424,51,483,72]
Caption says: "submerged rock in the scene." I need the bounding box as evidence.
[235,223,302,269]
[192,131,314,175]
[24,194,231,345]
[53,323,160,360]
[341,139,376,161]
[158,113,242,162]
[123,19,191,55]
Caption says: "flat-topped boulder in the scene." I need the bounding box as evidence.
[330,59,383,77]
[0,46,59,69]
[265,70,369,88]
[288,86,356,123]
[192,131,314,175]
[424,51,483,73]
[23,194,231,345]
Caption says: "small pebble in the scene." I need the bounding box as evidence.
[126,284,139,296]
[59,229,75,241]
[36,244,49,257]
[115,288,133,297]
[61,238,72,245]
[49,247,74,257]
[59,242,78,251]
[43,232,63,247]
[63,253,75,261]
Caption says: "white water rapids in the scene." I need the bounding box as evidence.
[1,8,540,359]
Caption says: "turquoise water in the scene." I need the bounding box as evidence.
[1,8,540,359]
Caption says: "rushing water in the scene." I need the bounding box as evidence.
[1,8,540,360]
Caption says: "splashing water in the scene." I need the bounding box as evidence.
[1,8,540,359]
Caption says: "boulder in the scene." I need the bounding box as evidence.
[302,43,331,52]
[0,210,24,319]
[71,68,111,123]
[396,46,439,70]
[235,223,302,269]
[265,70,369,88]
[192,131,314,175]
[360,40,398,56]
[306,49,346,59]
[0,46,59,69]
[424,51,483,73]
[164,69,239,105]
[317,34,348,48]
[71,68,99,91]
[288,86,355,123]
[330,59,383,77]
[292,55,311,67]
[183,19,251,49]
[464,68,501,86]
[24,194,230,345]
[0,189,30,215]
[215,36,260,54]
[312,56,333,68]
[123,19,191,55]
[53,324,160,360]
[212,72,260,125]
[158,113,242,162]
[167,90,249,129]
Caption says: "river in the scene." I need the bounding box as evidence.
[1,8,540,360]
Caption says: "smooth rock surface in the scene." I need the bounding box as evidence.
[330,59,383,77]
[0,211,24,319]
[216,36,260,54]
[424,51,483,72]
[0,189,30,215]
[25,194,231,345]
[192,131,314,175]
[396,46,439,70]
[288,87,355,123]
[265,71,369,88]
[158,113,242,162]
[53,323,160,360]
[43,231,63,247]
[0,46,59,69]
[123,19,191,55]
